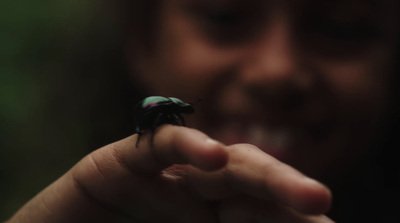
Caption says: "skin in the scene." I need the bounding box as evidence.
[8,126,332,222]
[8,0,399,222]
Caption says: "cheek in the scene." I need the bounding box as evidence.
[316,55,391,120]
[131,37,240,100]
[148,6,246,99]
[159,38,241,97]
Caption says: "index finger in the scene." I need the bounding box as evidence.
[114,125,228,174]
[225,144,332,215]
[184,143,332,215]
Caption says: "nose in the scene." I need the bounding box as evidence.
[240,13,299,86]
[236,13,314,112]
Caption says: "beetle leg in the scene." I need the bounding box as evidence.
[152,112,164,130]
[135,127,144,148]
[135,133,142,148]
[175,113,186,126]
[149,113,164,147]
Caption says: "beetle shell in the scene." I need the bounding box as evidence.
[133,96,194,146]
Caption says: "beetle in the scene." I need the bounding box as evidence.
[133,96,194,147]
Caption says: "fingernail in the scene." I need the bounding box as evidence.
[205,138,226,148]
[205,138,219,145]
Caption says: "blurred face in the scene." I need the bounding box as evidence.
[129,0,399,178]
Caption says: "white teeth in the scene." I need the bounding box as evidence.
[248,125,291,148]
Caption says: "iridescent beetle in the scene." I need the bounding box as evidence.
[133,96,194,147]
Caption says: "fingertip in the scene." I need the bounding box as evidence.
[195,138,228,171]
[157,126,229,171]
[294,178,332,214]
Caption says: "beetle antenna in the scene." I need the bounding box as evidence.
[189,97,203,106]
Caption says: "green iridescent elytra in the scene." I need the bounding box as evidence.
[133,96,194,146]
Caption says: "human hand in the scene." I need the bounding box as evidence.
[8,125,333,223]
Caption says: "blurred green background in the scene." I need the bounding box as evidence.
[0,0,134,220]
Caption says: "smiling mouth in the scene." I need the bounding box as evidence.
[212,121,294,161]
[207,115,336,163]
